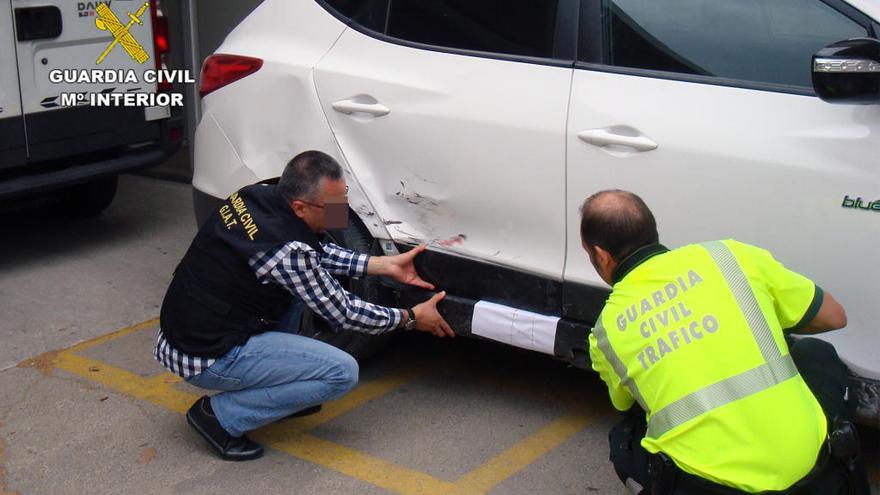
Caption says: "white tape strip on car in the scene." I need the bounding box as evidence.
[471,300,559,355]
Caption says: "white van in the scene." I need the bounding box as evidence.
[191,0,880,425]
[0,0,181,213]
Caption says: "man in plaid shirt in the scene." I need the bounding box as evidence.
[156,150,453,461]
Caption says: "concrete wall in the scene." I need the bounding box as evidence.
[196,0,264,62]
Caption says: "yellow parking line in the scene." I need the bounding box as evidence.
[54,335,458,494]
[454,410,600,493]
[66,317,160,354]
[266,433,459,495]
[155,373,184,385]
[31,320,603,495]
[54,347,425,429]
[53,351,197,414]
[261,372,417,438]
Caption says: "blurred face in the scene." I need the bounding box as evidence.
[290,178,348,233]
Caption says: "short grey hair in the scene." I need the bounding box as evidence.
[278,151,343,202]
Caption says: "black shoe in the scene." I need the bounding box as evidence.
[186,396,264,461]
[288,404,322,419]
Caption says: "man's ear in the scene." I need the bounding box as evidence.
[583,242,602,272]
[593,245,613,268]
[290,200,307,219]
[590,245,617,284]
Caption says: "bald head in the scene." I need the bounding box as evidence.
[580,190,658,262]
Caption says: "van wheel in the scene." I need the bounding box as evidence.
[63,176,118,217]
[297,214,395,361]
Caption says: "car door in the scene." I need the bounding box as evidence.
[0,0,26,169]
[315,0,574,281]
[564,0,879,378]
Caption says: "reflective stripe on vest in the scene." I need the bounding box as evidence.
[646,241,799,437]
[596,241,801,438]
[593,319,649,412]
[702,241,780,363]
[647,352,799,437]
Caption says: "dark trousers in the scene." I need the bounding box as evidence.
[608,337,868,495]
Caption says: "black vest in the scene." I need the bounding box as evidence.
[160,184,322,358]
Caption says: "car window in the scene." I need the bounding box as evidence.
[384,0,559,58]
[597,0,868,87]
[323,0,389,33]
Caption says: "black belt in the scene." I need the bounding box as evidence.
[650,442,832,495]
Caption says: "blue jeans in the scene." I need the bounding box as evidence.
[185,301,359,438]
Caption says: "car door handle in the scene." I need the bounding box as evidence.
[577,129,658,152]
[332,99,390,117]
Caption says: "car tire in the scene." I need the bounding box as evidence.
[296,213,396,361]
[63,175,118,217]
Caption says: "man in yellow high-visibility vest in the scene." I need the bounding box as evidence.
[580,190,869,495]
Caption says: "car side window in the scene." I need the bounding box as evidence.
[597,0,868,88]
[384,0,559,58]
[323,0,390,33]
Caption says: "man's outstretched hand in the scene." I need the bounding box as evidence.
[369,244,435,290]
[367,245,453,336]
[412,291,455,338]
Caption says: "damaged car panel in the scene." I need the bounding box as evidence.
[313,22,571,279]
[192,0,394,245]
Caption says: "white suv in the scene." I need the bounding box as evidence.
[192,0,880,425]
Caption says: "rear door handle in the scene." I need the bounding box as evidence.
[332,99,390,117]
[578,128,658,152]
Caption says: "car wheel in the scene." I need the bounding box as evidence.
[296,213,396,361]
[62,175,118,217]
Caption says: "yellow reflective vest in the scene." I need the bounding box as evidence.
[589,240,827,493]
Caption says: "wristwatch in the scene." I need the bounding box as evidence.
[404,308,417,331]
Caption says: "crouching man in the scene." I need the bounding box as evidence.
[155,150,454,461]
[579,190,869,494]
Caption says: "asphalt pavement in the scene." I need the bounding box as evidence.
[0,175,626,495]
[0,175,876,495]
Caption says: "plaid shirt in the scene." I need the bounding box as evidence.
[155,242,404,378]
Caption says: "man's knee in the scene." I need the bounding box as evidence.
[608,408,651,489]
[332,352,359,391]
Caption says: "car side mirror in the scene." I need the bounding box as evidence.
[812,37,880,104]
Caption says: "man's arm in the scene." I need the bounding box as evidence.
[256,242,403,335]
[364,243,453,336]
[792,291,847,334]
[254,242,454,337]
[589,331,635,412]
[323,242,436,291]
[320,243,370,278]
[735,242,847,335]
[366,244,435,290]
